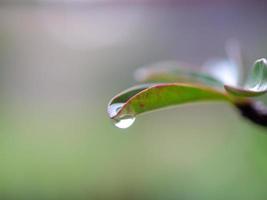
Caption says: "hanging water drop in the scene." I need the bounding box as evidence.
[107,103,124,118]
[112,115,136,129]
[108,103,136,129]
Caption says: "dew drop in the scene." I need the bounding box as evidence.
[107,103,124,118]
[108,103,136,129]
[112,115,136,129]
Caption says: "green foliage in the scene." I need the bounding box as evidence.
[108,58,267,128]
[108,83,230,121]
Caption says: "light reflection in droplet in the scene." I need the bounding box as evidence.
[112,116,136,129]
[108,103,136,129]
[107,103,124,118]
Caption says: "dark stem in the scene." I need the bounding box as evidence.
[235,100,267,127]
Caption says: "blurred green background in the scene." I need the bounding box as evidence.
[0,0,267,199]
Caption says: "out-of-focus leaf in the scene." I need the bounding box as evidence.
[134,61,224,88]
[108,83,231,121]
[225,58,267,97]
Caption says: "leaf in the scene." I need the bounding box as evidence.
[134,61,224,88]
[108,83,231,121]
[224,58,267,97]
[109,84,152,105]
[224,85,266,97]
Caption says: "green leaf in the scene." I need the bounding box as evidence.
[109,84,153,105]
[134,61,224,88]
[108,83,232,122]
[224,58,267,97]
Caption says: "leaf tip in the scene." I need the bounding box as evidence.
[255,58,267,65]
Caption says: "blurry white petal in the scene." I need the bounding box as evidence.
[203,59,239,86]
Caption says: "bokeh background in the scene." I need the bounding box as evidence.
[0,0,267,199]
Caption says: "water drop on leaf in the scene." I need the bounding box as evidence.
[112,115,136,129]
[107,103,124,118]
[108,103,136,129]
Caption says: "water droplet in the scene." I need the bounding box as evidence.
[112,115,136,129]
[108,103,136,129]
[108,103,124,118]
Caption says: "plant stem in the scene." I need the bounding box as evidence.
[235,100,267,127]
